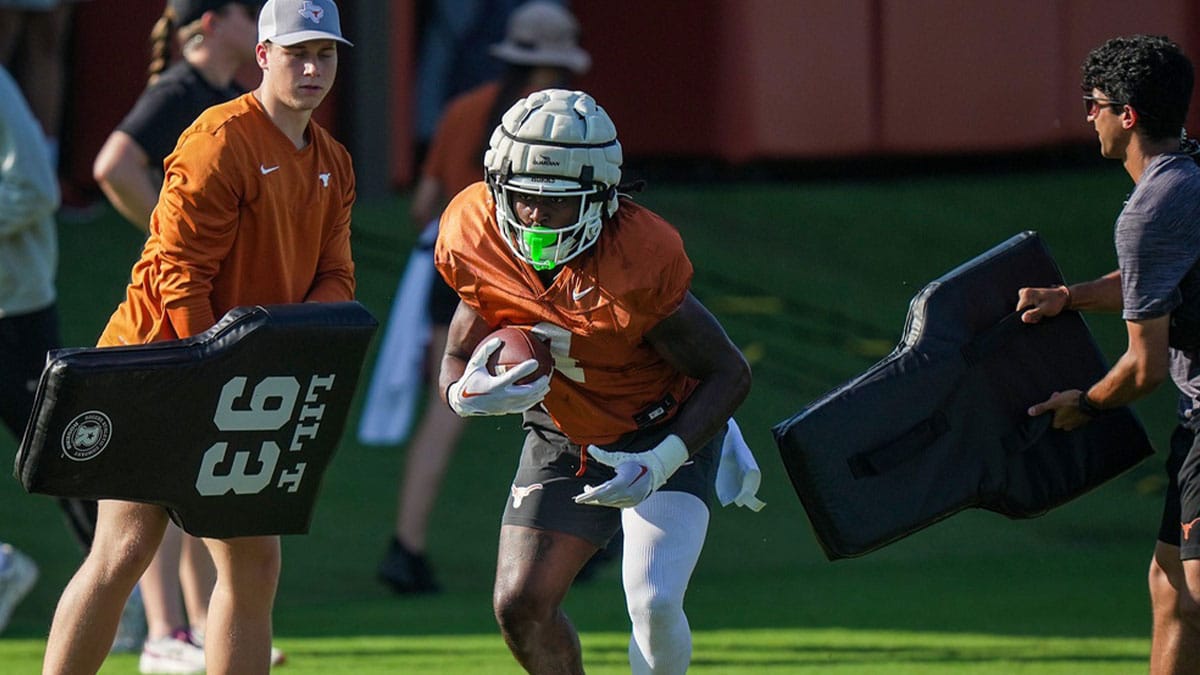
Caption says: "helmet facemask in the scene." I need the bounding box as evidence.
[490,175,608,270]
[484,89,622,271]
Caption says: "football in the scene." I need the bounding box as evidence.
[484,326,554,384]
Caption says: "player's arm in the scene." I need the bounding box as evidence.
[1018,270,1123,323]
[576,292,751,508]
[1028,314,1170,430]
[438,301,492,400]
[644,292,752,451]
[439,301,550,415]
[93,130,158,233]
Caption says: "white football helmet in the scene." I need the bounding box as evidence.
[485,89,622,270]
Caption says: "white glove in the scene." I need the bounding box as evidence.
[573,435,689,508]
[447,337,551,416]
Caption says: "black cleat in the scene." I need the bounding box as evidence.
[377,538,442,595]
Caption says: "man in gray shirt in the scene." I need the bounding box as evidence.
[1018,35,1200,674]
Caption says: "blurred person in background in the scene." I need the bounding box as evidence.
[95,0,259,233]
[368,0,601,595]
[410,0,522,153]
[0,61,58,642]
[0,0,96,213]
[0,0,79,169]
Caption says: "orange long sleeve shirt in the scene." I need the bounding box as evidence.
[100,93,355,346]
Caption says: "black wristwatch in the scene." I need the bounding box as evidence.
[1077,391,1103,417]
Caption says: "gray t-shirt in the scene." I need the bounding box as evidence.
[1115,153,1200,427]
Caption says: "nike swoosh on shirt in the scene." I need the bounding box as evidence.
[260,164,280,175]
[572,286,595,301]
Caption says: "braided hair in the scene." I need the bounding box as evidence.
[147,6,206,86]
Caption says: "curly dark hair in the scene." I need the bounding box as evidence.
[1081,35,1193,140]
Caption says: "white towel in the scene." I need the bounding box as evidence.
[715,418,766,511]
[357,222,439,446]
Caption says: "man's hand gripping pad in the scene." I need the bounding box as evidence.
[772,232,1154,560]
[14,302,378,538]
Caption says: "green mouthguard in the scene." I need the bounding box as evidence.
[523,227,558,270]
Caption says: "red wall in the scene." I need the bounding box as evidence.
[59,1,1200,193]
[572,0,1200,162]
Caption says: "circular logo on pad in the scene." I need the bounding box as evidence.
[62,411,112,461]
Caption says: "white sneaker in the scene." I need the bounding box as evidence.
[138,629,205,674]
[0,544,38,634]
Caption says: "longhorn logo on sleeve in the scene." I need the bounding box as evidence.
[1183,517,1200,541]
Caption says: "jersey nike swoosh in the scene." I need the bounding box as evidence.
[572,286,595,301]
[260,164,280,175]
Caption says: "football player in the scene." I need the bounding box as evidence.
[436,88,751,674]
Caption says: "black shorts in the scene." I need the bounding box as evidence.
[501,407,718,548]
[0,304,60,439]
[1158,424,1200,560]
[0,304,94,549]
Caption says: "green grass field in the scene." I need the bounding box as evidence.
[0,163,1177,673]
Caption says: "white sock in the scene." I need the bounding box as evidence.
[621,491,709,675]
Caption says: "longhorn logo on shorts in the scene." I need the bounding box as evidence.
[61,411,112,461]
[510,483,544,508]
[1183,516,1200,541]
[298,1,324,23]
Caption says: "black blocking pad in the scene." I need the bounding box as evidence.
[772,232,1154,560]
[14,302,378,538]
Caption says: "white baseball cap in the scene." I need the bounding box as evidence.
[489,1,590,75]
[258,0,352,47]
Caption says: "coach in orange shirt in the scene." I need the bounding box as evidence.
[436,89,751,674]
[42,1,353,673]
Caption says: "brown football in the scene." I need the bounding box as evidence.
[485,326,553,384]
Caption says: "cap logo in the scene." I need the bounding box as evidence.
[298,0,324,23]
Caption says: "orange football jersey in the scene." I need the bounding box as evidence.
[436,182,698,445]
[99,93,355,346]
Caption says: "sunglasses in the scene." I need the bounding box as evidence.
[1083,95,1126,116]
